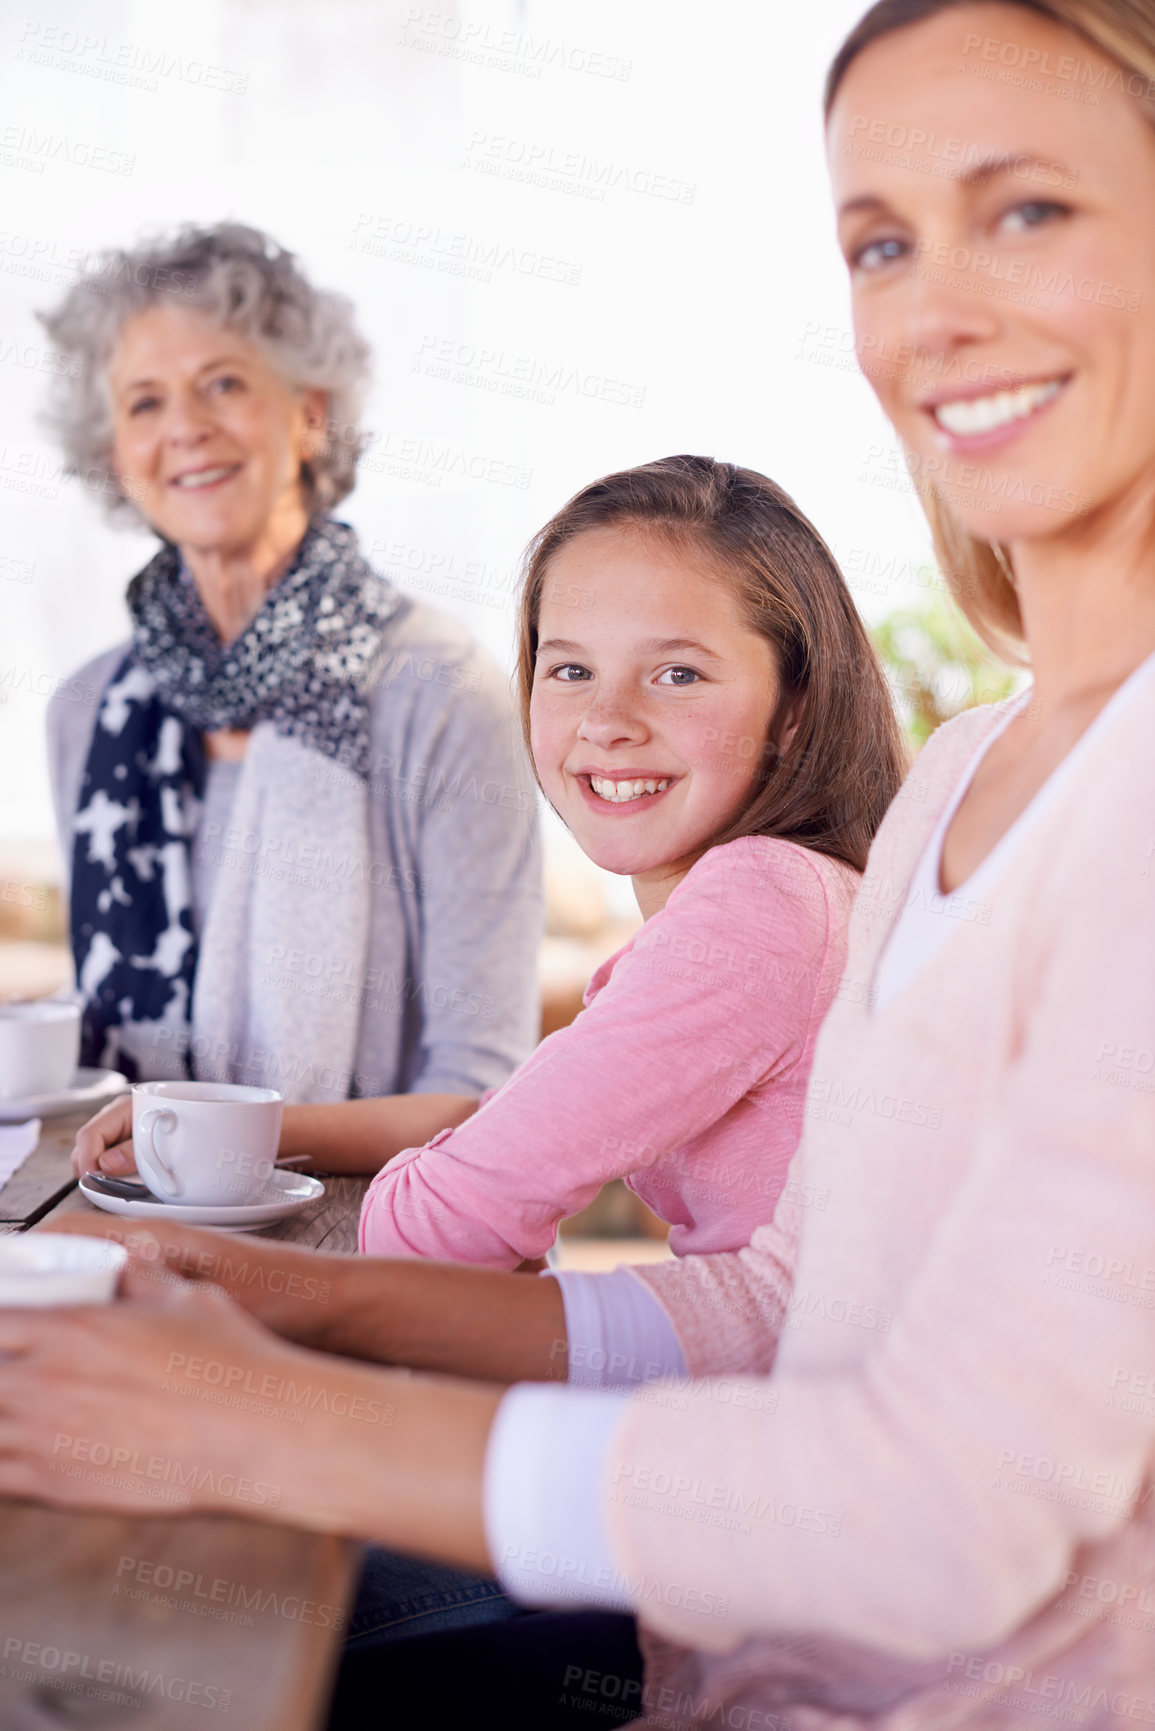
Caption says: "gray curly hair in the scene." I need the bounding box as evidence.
[38,221,372,525]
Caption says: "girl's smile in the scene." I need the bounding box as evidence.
[580,772,674,808]
[529,526,782,916]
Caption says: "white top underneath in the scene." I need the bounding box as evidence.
[873,651,1155,1015]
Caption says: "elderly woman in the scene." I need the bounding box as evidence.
[40,222,541,1124]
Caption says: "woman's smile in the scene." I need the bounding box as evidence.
[923,373,1071,452]
[108,303,323,570]
[829,4,1155,548]
[167,461,245,492]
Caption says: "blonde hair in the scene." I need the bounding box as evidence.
[825,0,1155,661]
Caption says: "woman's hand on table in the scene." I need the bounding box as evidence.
[0,1257,499,1567]
[0,1261,308,1520]
[70,1095,135,1178]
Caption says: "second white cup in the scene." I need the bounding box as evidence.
[0,1233,126,1305]
[132,1082,284,1207]
[0,1000,81,1098]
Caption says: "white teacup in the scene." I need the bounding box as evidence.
[0,1234,126,1306]
[0,1001,81,1098]
[132,1082,284,1207]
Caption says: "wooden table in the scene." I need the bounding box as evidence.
[0,1107,93,1231]
[0,1109,371,1728]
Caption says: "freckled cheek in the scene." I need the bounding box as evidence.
[528,700,573,796]
[672,702,767,779]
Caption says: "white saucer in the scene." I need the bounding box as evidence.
[77,1168,326,1231]
[0,1067,128,1124]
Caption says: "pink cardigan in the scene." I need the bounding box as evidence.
[610,674,1155,1727]
[359,837,857,1265]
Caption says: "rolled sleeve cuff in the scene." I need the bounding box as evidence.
[483,1383,634,1611]
[553,1267,687,1388]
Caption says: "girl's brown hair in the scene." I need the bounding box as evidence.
[515,454,907,875]
[825,0,1155,660]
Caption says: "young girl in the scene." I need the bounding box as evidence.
[356,454,905,1263]
[74,455,905,1268]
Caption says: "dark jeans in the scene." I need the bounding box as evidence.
[342,1546,524,1649]
[327,1611,645,1728]
[327,1549,644,1728]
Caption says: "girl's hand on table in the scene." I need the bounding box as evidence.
[70,1095,135,1178]
[50,1211,574,1384]
[48,1213,571,1386]
[45,1215,349,1348]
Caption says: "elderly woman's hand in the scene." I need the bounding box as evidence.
[70,1094,135,1178]
[0,1258,399,1529]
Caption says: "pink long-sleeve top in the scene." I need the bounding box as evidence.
[599,659,1155,1727]
[358,835,858,1265]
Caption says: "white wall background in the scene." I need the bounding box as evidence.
[0,0,936,858]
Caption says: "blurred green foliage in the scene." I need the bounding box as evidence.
[870,584,1021,750]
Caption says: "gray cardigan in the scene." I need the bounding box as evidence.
[47,593,543,1099]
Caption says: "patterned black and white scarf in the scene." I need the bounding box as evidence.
[71,516,399,1078]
